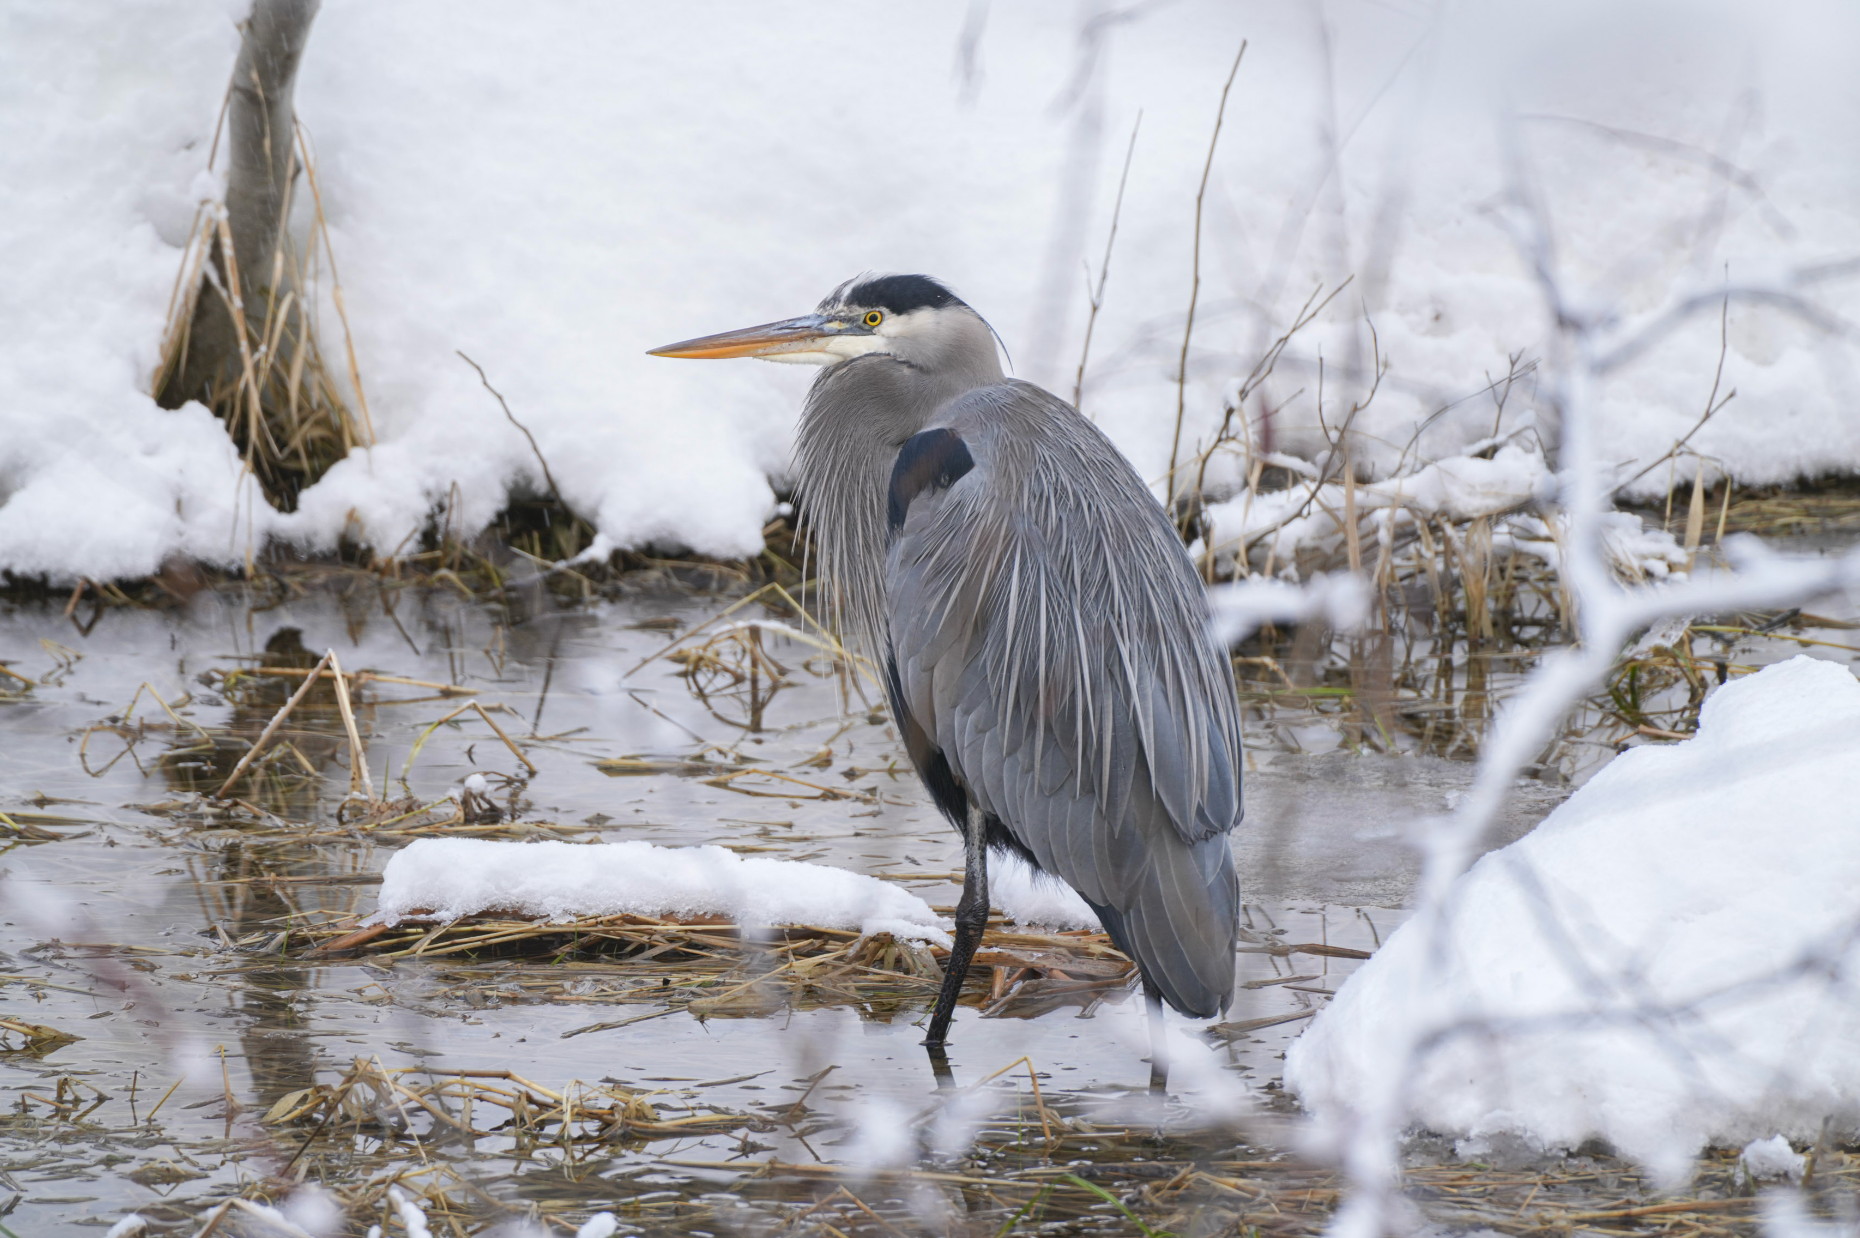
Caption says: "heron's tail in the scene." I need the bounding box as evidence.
[1086,832,1237,1019]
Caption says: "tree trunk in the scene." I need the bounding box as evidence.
[157,0,321,415]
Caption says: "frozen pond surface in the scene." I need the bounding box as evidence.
[3,575,1825,1234]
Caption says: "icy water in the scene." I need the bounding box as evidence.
[0,571,1854,1235]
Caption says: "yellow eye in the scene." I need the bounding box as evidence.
[863,310,884,328]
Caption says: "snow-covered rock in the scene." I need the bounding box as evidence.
[1285,656,1860,1178]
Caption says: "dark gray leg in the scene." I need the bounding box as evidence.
[923,807,989,1050]
[1145,979,1169,1095]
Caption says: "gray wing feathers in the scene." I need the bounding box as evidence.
[886,381,1244,1016]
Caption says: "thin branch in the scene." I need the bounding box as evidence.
[458,351,564,503]
[1072,111,1141,411]
[1609,285,1737,497]
[1167,39,1247,504]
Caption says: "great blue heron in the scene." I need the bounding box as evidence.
[651,275,1242,1085]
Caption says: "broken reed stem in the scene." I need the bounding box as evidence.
[124,681,212,739]
[1342,451,1362,573]
[326,650,376,803]
[232,665,476,694]
[470,701,538,775]
[213,650,334,797]
[145,1072,187,1124]
[1167,39,1247,505]
[209,209,273,476]
[296,122,375,447]
[1684,457,1708,570]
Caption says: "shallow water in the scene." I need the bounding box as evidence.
[0,572,1853,1234]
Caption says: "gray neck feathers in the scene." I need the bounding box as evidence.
[794,307,1003,654]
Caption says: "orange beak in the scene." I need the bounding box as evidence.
[648,313,846,360]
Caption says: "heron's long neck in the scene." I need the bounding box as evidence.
[794,356,980,656]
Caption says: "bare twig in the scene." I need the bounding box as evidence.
[1610,285,1737,497]
[458,351,564,503]
[1167,40,1247,504]
[1072,111,1141,411]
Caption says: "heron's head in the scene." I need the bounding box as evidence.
[649,274,1003,378]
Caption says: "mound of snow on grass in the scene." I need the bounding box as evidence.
[1739,1135,1806,1184]
[1285,656,1860,1178]
[370,838,949,946]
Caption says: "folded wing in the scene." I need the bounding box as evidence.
[885,381,1244,1016]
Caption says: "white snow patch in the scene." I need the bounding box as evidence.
[386,1187,432,1238]
[281,1184,343,1237]
[1285,656,1860,1178]
[104,1217,148,1238]
[575,1214,619,1238]
[370,838,950,945]
[3,4,1856,581]
[1202,448,1689,583]
[990,852,1100,931]
[1740,1135,1807,1184]
[1208,572,1372,644]
[1360,446,1558,521]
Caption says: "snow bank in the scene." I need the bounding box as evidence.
[1285,656,1860,1176]
[370,838,949,945]
[4,3,1857,580]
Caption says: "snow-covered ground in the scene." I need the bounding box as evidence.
[1284,656,1860,1178]
[2,1,1857,582]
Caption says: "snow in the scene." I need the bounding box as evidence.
[104,1216,146,1238]
[1740,1135,1807,1184]
[1284,656,1860,1178]
[375,1188,430,1238]
[991,853,1100,931]
[2,3,1857,581]
[575,1215,619,1238]
[370,838,949,946]
[1208,572,1372,643]
[1201,447,1688,583]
